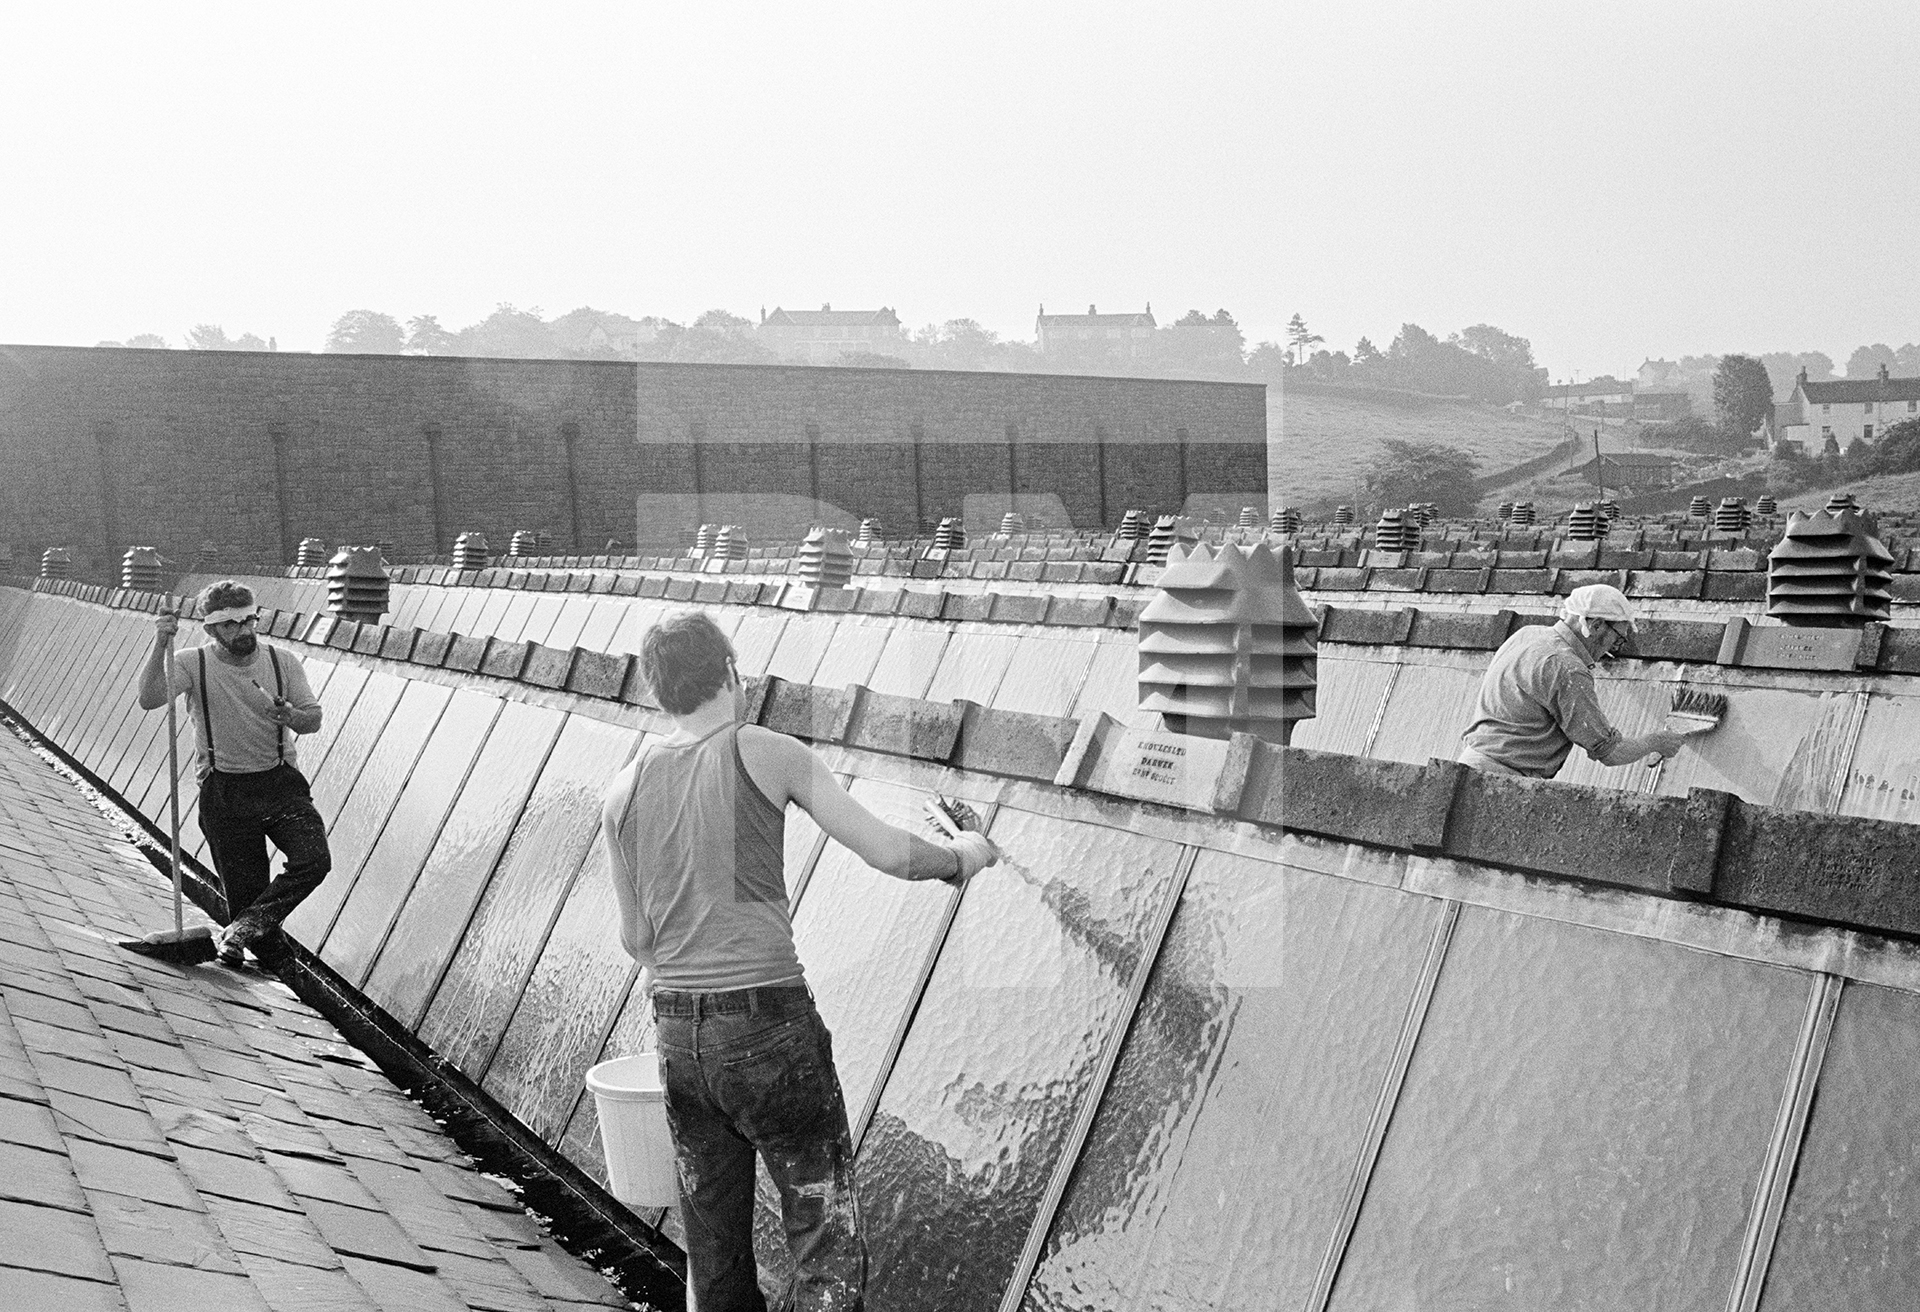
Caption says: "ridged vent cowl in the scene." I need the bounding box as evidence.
[999,512,1025,535]
[1115,509,1147,541]
[857,518,883,545]
[327,546,389,619]
[1689,495,1711,518]
[692,524,718,557]
[40,548,72,579]
[1564,503,1604,541]
[1766,509,1894,627]
[1332,505,1354,526]
[929,518,966,552]
[1714,498,1751,535]
[1508,501,1536,526]
[1755,495,1777,517]
[120,546,163,592]
[1825,493,1860,514]
[1236,506,1259,528]
[1372,508,1416,551]
[795,527,853,588]
[296,537,328,568]
[1270,506,1300,535]
[451,532,490,571]
[713,525,748,560]
[1145,515,1186,565]
[1137,541,1318,744]
[509,530,538,557]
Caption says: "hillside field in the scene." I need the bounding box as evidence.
[1268,387,1569,512]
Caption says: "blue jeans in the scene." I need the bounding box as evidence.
[653,984,865,1312]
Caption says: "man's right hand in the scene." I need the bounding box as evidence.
[154,613,179,641]
[945,832,1000,885]
[1644,730,1686,760]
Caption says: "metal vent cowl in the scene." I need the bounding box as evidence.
[1137,541,1318,745]
[1765,509,1893,627]
[327,545,390,620]
[795,528,853,588]
[451,532,490,571]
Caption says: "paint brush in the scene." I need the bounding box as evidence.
[1665,686,1727,735]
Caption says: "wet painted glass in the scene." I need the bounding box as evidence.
[807,616,895,691]
[988,633,1098,718]
[467,590,520,640]
[572,600,625,654]
[1020,852,1443,1311]
[415,714,639,1080]
[729,611,791,677]
[282,680,455,949]
[864,625,951,699]
[764,615,841,685]
[302,669,407,831]
[923,629,1019,707]
[1328,905,1807,1311]
[856,808,1186,1311]
[516,595,570,646]
[1066,636,1140,724]
[493,594,541,642]
[1363,653,1487,765]
[1759,980,1920,1310]
[362,700,564,1024]
[1830,693,1920,821]
[318,689,503,981]
[1284,654,1399,756]
[541,598,597,652]
[606,599,672,655]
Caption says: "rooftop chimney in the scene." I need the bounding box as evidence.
[1881,363,1891,381]
[1088,304,1097,315]
[822,303,831,312]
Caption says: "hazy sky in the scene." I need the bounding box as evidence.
[4,1,1915,380]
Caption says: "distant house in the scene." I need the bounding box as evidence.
[1571,451,1676,489]
[1633,391,1692,422]
[1035,304,1157,358]
[759,305,906,363]
[1772,364,1920,453]
[583,320,660,355]
[1545,377,1635,415]
[1637,358,1679,389]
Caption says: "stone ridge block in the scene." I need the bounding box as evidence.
[1292,568,1320,588]
[1109,597,1146,629]
[442,633,487,673]
[950,702,1078,780]
[1715,801,1920,937]
[1451,550,1496,568]
[1654,550,1706,570]
[1362,549,1408,570]
[1874,627,1920,674]
[896,590,943,620]
[989,593,1050,625]
[1045,595,1114,627]
[1620,618,1724,664]
[1442,770,1702,894]
[1702,572,1766,602]
[479,638,530,680]
[1357,567,1418,592]
[941,593,994,623]
[665,578,697,601]
[1407,609,1514,650]
[637,576,667,598]
[972,561,1009,580]
[379,627,419,661]
[409,630,453,667]
[1316,567,1368,590]
[1626,570,1705,599]
[1496,550,1547,569]
[1317,606,1414,646]
[1599,549,1655,570]
[1041,562,1084,583]
[351,625,386,656]
[1707,547,1765,572]
[1488,568,1554,594]
[1552,569,1628,596]
[853,589,900,615]
[565,574,592,592]
[692,580,729,604]
[269,611,298,639]
[620,659,659,708]
[1426,568,1490,594]
[327,621,360,651]
[1083,563,1126,586]
[842,687,964,761]
[520,642,573,689]
[1298,549,1341,568]
[1547,544,1600,569]
[1251,747,1457,850]
[724,581,763,605]
[302,615,337,646]
[757,678,856,742]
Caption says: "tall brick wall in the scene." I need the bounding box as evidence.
[0,345,1266,574]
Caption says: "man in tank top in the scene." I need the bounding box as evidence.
[138,580,330,968]
[602,610,998,1312]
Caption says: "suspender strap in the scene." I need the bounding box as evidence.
[267,646,286,764]
[197,648,217,772]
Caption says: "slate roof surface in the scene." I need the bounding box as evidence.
[0,726,639,1311]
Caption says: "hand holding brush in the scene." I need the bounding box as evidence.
[923,795,1001,887]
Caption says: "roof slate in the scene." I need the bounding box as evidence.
[0,730,634,1312]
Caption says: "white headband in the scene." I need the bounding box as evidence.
[202,604,259,625]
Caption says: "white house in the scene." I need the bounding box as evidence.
[758,306,907,363]
[1772,364,1920,452]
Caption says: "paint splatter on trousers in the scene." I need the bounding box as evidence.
[655,984,866,1311]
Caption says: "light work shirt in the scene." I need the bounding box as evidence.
[1459,620,1623,778]
[166,642,317,780]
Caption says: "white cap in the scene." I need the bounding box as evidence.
[1561,583,1641,631]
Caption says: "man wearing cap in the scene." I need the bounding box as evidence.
[1458,583,1688,778]
[136,580,329,967]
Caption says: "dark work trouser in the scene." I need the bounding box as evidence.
[654,984,865,1312]
[196,763,331,947]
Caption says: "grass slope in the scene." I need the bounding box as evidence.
[1269,387,1569,511]
[1779,470,1920,516]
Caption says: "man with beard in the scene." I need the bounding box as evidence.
[138,580,329,967]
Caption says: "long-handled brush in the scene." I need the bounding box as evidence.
[1644,685,1728,794]
[119,614,217,963]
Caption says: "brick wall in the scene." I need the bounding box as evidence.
[0,345,1266,574]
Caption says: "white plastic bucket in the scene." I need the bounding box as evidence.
[585,1053,678,1207]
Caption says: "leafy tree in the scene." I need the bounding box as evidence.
[184,324,234,350]
[325,310,405,354]
[1758,350,1834,398]
[404,314,457,355]
[456,304,559,358]
[1711,354,1772,440]
[1286,313,1323,365]
[126,333,169,348]
[1353,336,1381,365]
[1847,343,1897,378]
[1450,324,1534,370]
[1245,341,1287,382]
[1362,440,1480,516]
[232,332,268,351]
